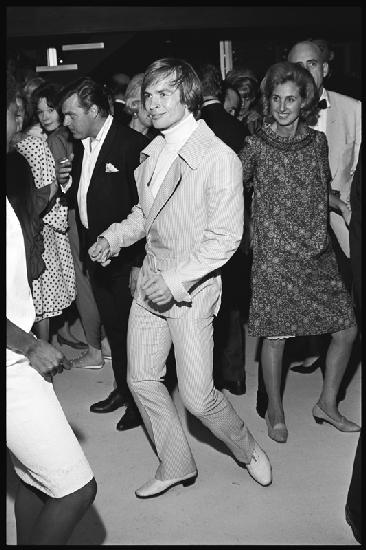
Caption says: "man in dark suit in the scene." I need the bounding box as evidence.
[197,63,250,396]
[58,77,148,431]
[105,72,132,126]
[198,63,247,154]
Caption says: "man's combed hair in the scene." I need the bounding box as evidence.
[60,77,110,116]
[260,61,319,126]
[142,58,203,116]
[196,63,223,100]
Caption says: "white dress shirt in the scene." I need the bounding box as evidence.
[78,114,113,228]
[6,198,36,367]
[149,113,198,198]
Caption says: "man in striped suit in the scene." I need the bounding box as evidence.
[89,58,272,498]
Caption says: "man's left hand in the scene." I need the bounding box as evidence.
[141,273,173,305]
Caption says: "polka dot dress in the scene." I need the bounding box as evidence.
[16,136,76,321]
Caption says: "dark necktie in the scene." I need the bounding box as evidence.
[318,99,327,109]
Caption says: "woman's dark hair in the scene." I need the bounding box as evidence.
[260,61,319,125]
[59,76,111,117]
[31,81,63,119]
[142,58,203,116]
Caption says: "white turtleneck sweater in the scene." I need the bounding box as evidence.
[149,113,198,198]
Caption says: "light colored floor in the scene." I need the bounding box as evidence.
[7,321,361,545]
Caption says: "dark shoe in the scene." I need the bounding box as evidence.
[218,379,246,395]
[290,357,322,374]
[90,389,127,413]
[116,404,142,431]
[57,333,88,350]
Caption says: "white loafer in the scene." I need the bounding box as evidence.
[246,441,272,486]
[135,471,198,498]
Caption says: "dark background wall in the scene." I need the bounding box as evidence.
[7,6,362,97]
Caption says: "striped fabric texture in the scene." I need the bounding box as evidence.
[103,120,255,480]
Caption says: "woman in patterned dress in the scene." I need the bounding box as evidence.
[239,62,359,443]
[32,81,91,351]
[13,88,76,342]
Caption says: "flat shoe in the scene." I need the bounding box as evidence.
[312,403,360,432]
[57,334,88,350]
[265,412,288,443]
[135,472,198,498]
[71,352,104,370]
[246,441,272,486]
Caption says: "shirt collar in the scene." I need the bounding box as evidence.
[82,114,113,149]
[202,99,221,107]
[320,89,330,107]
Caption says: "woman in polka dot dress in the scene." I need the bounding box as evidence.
[13,89,76,341]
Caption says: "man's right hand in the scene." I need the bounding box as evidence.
[25,339,71,382]
[55,154,74,187]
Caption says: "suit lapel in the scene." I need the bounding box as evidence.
[89,119,119,183]
[136,135,165,217]
[145,159,182,234]
[137,154,158,215]
[326,93,340,177]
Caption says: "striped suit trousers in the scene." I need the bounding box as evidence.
[127,300,255,481]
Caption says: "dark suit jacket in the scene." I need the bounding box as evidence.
[200,102,248,154]
[69,119,148,275]
[112,101,132,126]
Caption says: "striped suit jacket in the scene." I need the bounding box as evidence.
[102,119,244,318]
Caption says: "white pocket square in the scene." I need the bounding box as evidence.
[105,162,119,173]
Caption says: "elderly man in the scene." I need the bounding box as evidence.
[285,40,361,376]
[288,40,361,266]
[89,58,271,498]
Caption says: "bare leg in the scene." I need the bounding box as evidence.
[33,318,49,341]
[318,325,358,418]
[57,318,85,345]
[15,478,97,545]
[261,338,286,425]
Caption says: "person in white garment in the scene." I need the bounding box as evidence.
[88,57,272,498]
[288,40,361,275]
[284,40,361,375]
[6,71,96,545]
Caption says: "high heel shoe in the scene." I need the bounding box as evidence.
[312,403,360,432]
[265,412,288,443]
[57,333,88,350]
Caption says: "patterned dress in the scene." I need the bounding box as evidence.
[239,123,356,337]
[15,135,76,321]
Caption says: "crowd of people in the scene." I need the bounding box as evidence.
[6,36,361,545]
